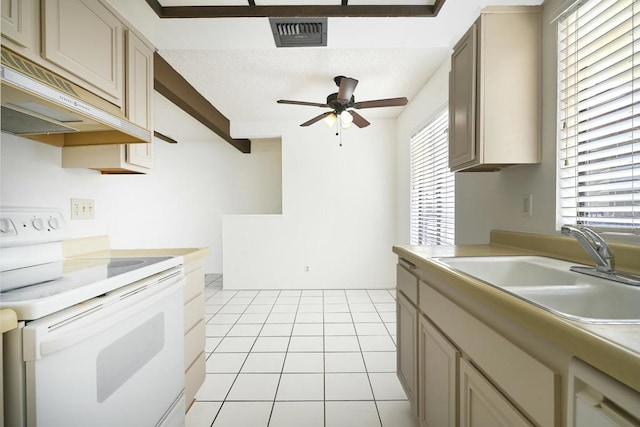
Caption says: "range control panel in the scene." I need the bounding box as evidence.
[0,208,68,248]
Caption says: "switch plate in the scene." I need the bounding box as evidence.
[71,198,95,220]
[522,194,533,217]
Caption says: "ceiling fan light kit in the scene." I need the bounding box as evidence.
[277,75,408,131]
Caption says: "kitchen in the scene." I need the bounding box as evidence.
[1,0,639,426]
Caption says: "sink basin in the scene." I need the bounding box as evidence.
[434,256,579,288]
[434,256,640,324]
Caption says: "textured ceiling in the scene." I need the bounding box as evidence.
[106,0,543,130]
[159,48,449,122]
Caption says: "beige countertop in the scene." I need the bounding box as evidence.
[0,309,18,333]
[393,231,640,393]
[87,247,210,264]
[62,235,210,264]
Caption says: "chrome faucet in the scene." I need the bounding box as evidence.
[561,225,615,272]
[561,225,640,286]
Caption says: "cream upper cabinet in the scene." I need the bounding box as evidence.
[61,30,154,173]
[1,0,37,50]
[42,0,124,107]
[418,315,459,427]
[449,7,542,172]
[449,24,477,169]
[125,30,154,169]
[460,358,533,427]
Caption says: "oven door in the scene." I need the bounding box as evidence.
[21,268,185,427]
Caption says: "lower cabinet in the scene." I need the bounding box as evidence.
[396,259,559,427]
[397,291,418,414]
[459,358,533,427]
[419,315,459,427]
[183,257,206,411]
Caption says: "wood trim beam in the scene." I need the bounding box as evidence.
[432,0,446,15]
[153,52,251,153]
[154,131,178,144]
[145,0,444,18]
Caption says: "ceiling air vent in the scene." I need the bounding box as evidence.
[269,18,327,48]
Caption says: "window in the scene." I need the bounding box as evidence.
[557,0,639,232]
[410,107,455,245]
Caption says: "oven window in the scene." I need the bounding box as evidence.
[96,313,165,402]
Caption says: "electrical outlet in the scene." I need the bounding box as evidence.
[522,194,533,217]
[71,198,95,220]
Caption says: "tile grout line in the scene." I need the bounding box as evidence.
[209,288,278,425]
[196,284,403,427]
[266,289,302,427]
[363,290,387,427]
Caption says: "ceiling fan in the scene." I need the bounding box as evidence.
[277,76,408,129]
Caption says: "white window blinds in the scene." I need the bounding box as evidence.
[557,0,639,232]
[410,107,455,245]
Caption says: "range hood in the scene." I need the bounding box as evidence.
[1,48,151,146]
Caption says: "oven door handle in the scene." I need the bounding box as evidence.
[22,275,184,361]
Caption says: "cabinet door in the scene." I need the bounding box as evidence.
[125,31,153,168]
[1,0,37,49]
[419,315,459,427]
[449,23,477,171]
[42,0,124,106]
[397,292,418,414]
[460,358,533,427]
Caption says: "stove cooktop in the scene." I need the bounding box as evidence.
[0,256,180,320]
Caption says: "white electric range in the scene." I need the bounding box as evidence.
[1,207,186,427]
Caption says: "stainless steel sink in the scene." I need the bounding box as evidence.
[434,256,640,324]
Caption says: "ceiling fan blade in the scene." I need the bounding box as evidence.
[349,110,370,128]
[277,99,329,108]
[337,76,359,102]
[353,97,408,109]
[301,111,334,127]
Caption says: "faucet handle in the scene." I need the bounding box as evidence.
[580,227,611,254]
[580,226,615,271]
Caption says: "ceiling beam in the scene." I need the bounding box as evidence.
[153,52,251,153]
[145,0,446,18]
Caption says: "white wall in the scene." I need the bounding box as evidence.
[396,59,451,245]
[0,93,282,273]
[396,57,508,245]
[396,0,639,246]
[223,119,398,289]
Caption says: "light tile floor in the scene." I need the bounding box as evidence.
[186,274,418,427]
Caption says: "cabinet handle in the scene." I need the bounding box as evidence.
[399,259,417,270]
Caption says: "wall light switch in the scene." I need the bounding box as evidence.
[71,198,95,220]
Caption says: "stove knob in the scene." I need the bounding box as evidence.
[48,217,60,230]
[0,218,14,234]
[32,217,45,231]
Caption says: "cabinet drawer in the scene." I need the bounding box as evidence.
[185,292,205,333]
[420,282,559,427]
[184,267,205,303]
[185,320,205,371]
[185,351,205,410]
[397,262,418,305]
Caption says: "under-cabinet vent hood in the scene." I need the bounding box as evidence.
[269,18,327,47]
[0,48,151,146]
